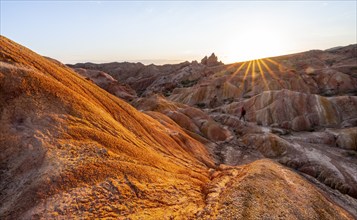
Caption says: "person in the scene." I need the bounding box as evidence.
[239,106,246,121]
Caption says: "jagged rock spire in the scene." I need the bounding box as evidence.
[201,53,224,66]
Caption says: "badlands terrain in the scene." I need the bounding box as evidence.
[1,35,357,219]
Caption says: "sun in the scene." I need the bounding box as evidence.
[222,26,288,64]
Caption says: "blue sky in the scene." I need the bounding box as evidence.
[1,1,356,64]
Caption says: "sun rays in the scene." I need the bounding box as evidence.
[227,57,285,95]
[256,59,269,90]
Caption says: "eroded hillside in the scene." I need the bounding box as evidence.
[0,36,213,219]
[0,36,356,219]
[70,43,357,218]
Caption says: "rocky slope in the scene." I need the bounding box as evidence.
[1,36,356,219]
[0,36,212,219]
[198,159,353,219]
[69,43,357,218]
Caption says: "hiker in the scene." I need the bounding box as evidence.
[239,106,246,121]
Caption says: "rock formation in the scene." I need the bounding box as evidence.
[221,89,357,131]
[1,35,356,219]
[201,53,224,67]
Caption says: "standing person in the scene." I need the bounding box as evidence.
[239,106,246,121]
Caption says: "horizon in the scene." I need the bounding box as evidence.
[63,43,355,66]
[1,1,356,65]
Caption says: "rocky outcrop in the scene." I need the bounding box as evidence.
[201,53,224,67]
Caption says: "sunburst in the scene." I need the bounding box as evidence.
[226,57,285,97]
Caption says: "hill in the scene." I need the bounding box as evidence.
[0,36,213,219]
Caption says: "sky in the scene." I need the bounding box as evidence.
[1,1,356,65]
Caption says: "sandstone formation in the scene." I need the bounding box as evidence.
[201,53,224,67]
[1,35,356,219]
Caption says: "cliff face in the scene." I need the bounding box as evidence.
[1,36,356,219]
